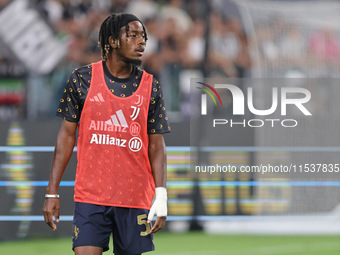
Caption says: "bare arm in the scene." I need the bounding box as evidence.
[148,134,167,188]
[43,119,77,230]
[147,133,167,234]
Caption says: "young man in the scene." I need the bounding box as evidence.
[43,13,170,255]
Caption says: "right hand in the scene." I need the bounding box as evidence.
[43,198,60,231]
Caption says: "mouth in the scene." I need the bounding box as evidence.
[135,48,145,56]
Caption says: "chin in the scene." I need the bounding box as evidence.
[125,57,142,66]
[131,59,142,66]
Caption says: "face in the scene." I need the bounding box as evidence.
[117,20,146,66]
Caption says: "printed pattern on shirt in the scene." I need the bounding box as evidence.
[56,63,170,134]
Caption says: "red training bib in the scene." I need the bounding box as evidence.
[74,61,155,209]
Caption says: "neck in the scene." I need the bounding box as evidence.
[105,56,133,79]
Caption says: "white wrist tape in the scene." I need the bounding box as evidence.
[155,187,167,201]
[147,187,167,221]
[45,194,60,199]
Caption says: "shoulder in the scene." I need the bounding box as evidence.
[134,67,161,91]
[152,77,160,87]
[72,64,93,78]
[151,77,162,94]
[67,64,93,87]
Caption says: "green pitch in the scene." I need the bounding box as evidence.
[0,232,340,255]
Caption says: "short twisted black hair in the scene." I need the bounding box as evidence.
[98,13,148,60]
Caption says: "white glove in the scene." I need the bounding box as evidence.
[147,187,167,222]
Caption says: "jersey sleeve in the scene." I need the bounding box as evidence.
[147,78,171,134]
[56,70,82,123]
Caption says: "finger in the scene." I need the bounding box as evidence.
[149,216,166,234]
[149,223,158,234]
[50,222,57,231]
[43,200,58,230]
[147,206,156,223]
[43,209,48,224]
[150,222,161,234]
[43,202,49,224]
[46,210,57,230]
[55,207,60,223]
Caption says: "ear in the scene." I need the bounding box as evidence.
[110,37,120,49]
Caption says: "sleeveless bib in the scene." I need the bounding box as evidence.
[74,61,155,209]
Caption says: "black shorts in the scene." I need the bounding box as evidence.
[72,202,154,254]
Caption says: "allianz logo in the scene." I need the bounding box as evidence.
[89,110,129,132]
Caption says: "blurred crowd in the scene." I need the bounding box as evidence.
[0,0,251,120]
[34,0,251,76]
[2,0,339,121]
[254,18,340,78]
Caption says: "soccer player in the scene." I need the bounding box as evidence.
[43,13,170,255]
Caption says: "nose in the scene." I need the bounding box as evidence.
[138,35,146,45]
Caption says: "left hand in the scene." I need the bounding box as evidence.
[148,215,167,234]
[147,187,167,234]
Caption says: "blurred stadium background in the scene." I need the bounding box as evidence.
[1,0,340,254]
